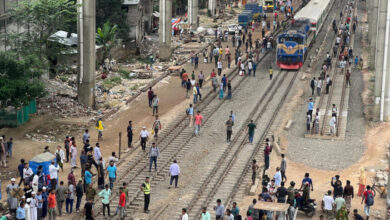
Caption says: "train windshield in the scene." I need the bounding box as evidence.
[278,36,304,44]
[265,1,273,6]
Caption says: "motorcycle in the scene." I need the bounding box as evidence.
[294,189,317,217]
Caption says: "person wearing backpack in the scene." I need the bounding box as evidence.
[361,185,375,219]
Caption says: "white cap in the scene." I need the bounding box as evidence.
[143,126,146,129]
[11,178,16,181]
[0,137,3,140]
[32,191,36,195]
[26,198,31,203]
[42,187,47,190]
[22,196,25,199]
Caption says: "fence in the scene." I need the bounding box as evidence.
[0,99,37,128]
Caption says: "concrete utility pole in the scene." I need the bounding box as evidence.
[143,0,153,33]
[158,0,172,61]
[188,0,198,30]
[209,0,217,16]
[77,0,96,108]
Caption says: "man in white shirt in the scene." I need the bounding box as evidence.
[226,209,234,220]
[49,160,60,189]
[329,116,337,136]
[322,190,334,218]
[23,163,33,185]
[169,160,180,188]
[273,167,282,187]
[181,208,188,220]
[94,143,102,162]
[140,127,149,151]
[82,129,90,144]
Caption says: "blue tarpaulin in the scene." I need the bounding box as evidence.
[29,152,57,175]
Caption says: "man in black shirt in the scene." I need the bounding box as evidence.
[127,121,133,148]
[276,182,288,203]
[84,199,94,220]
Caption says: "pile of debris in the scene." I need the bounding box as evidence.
[25,133,56,143]
[374,169,388,187]
[37,95,98,118]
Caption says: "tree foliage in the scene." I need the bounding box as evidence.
[0,52,45,107]
[96,0,129,41]
[5,0,77,59]
[97,21,118,64]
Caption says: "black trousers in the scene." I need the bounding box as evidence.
[227,130,232,142]
[144,194,150,211]
[102,203,110,216]
[170,175,179,187]
[128,135,133,147]
[141,138,147,151]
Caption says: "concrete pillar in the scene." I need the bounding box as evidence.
[188,0,198,30]
[159,0,172,61]
[369,0,379,71]
[374,0,387,98]
[209,0,216,16]
[77,0,96,108]
[143,0,153,33]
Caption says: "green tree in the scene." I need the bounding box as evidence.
[5,0,77,59]
[97,21,118,65]
[0,52,45,107]
[96,0,129,41]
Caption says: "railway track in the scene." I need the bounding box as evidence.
[93,49,275,219]
[153,70,298,219]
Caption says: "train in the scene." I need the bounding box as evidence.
[276,0,335,70]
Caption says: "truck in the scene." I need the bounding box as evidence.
[244,3,259,13]
[263,0,275,12]
[238,10,253,28]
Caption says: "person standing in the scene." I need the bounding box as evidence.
[317,78,322,96]
[147,87,154,107]
[141,177,151,213]
[276,182,288,203]
[16,202,26,220]
[181,208,189,220]
[70,142,77,169]
[225,116,234,142]
[307,98,314,119]
[264,143,271,170]
[152,94,159,116]
[192,84,198,104]
[169,160,180,188]
[80,150,88,178]
[326,75,332,94]
[306,112,311,134]
[97,158,105,189]
[322,190,334,218]
[48,189,56,220]
[247,120,256,144]
[280,154,287,182]
[48,161,59,190]
[310,77,316,95]
[95,118,104,142]
[94,143,102,163]
[18,159,26,186]
[55,181,66,217]
[251,160,259,185]
[115,187,125,219]
[274,167,282,187]
[222,74,227,91]
[314,113,320,134]
[7,178,19,214]
[361,185,375,219]
[214,199,225,220]
[198,71,205,88]
[55,146,65,172]
[139,127,149,151]
[329,116,337,136]
[83,198,94,220]
[0,137,6,167]
[269,66,273,80]
[212,74,218,93]
[149,143,160,172]
[30,192,38,220]
[186,104,194,127]
[75,179,83,213]
[36,190,43,220]
[227,82,232,99]
[106,161,117,190]
[126,121,133,148]
[64,136,70,163]
[345,69,351,87]
[99,184,111,217]
[343,180,354,212]
[358,168,366,197]
[334,194,346,213]
[41,187,48,219]
[194,111,203,136]
[23,163,34,186]
[65,181,75,214]
[201,207,211,220]
[82,130,90,145]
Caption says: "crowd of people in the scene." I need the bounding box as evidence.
[306,0,360,137]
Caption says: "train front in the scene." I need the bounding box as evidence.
[276,33,306,70]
